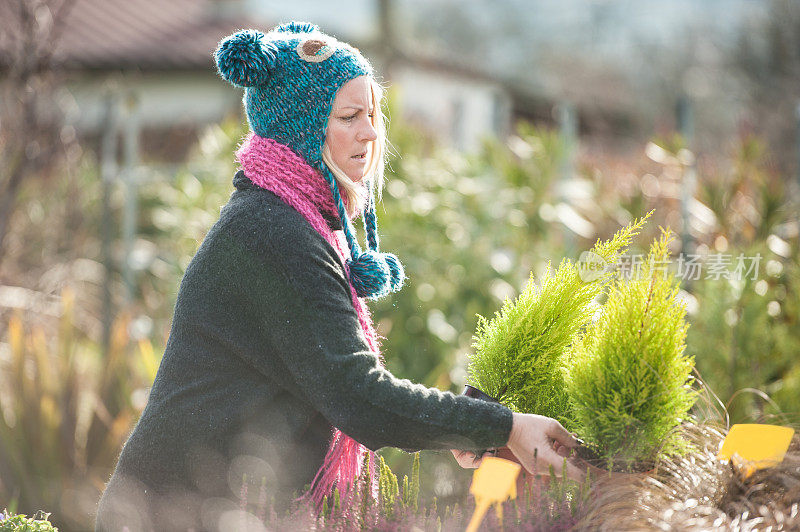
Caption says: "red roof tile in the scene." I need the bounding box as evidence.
[3,0,266,70]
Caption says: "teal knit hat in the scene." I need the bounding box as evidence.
[214,22,404,299]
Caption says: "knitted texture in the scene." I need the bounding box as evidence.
[318,165,405,298]
[216,23,370,168]
[95,169,515,530]
[236,134,341,233]
[236,133,384,503]
[215,21,405,300]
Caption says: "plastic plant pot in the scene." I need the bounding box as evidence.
[461,385,503,461]
[569,444,656,481]
[462,384,501,404]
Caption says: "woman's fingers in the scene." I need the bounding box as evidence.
[554,442,572,458]
[505,414,591,481]
[545,419,580,449]
[451,449,470,466]
[537,444,588,481]
[562,458,589,481]
[451,449,482,469]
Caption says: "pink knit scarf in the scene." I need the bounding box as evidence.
[236,133,380,506]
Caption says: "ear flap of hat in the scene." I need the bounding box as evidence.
[275,21,319,34]
[215,30,278,88]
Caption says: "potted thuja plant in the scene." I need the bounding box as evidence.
[465,215,650,426]
[464,214,649,486]
[466,216,696,477]
[565,229,697,473]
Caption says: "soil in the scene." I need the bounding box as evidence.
[572,444,654,474]
[717,433,800,519]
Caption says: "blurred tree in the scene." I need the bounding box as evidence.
[688,136,800,424]
[734,0,800,177]
[688,252,800,425]
[0,0,76,264]
[373,112,566,390]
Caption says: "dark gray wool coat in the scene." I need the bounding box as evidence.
[95,171,513,531]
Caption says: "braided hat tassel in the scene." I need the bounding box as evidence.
[362,186,404,291]
[321,166,405,299]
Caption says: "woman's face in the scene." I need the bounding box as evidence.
[325,76,377,182]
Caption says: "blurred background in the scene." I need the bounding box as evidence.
[1,0,798,529]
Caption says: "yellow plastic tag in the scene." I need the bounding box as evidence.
[717,424,794,478]
[466,457,521,532]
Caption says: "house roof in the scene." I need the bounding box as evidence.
[2,0,512,84]
[2,0,262,71]
[388,50,505,87]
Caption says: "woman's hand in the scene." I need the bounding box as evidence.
[506,412,586,481]
[450,448,497,469]
[450,413,584,479]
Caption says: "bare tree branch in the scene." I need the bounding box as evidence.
[0,0,76,264]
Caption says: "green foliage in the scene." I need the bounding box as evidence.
[375,452,422,519]
[566,229,697,467]
[687,135,800,423]
[409,452,420,512]
[374,100,569,391]
[0,510,58,532]
[688,248,800,424]
[133,119,245,329]
[0,295,156,531]
[357,452,372,527]
[466,214,650,423]
[377,454,401,518]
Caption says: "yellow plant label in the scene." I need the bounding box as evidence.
[717,424,794,478]
[466,457,521,532]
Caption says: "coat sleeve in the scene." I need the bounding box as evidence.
[230,200,513,453]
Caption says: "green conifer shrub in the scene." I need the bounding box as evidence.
[565,229,697,469]
[466,214,650,425]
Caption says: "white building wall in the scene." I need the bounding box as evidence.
[63,72,240,132]
[60,66,512,156]
[390,65,510,152]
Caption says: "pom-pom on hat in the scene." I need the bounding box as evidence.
[215,22,405,299]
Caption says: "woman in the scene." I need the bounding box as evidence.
[95,22,584,531]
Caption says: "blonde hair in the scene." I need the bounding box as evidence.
[322,79,386,218]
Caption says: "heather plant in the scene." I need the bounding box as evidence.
[466,213,650,424]
[0,510,58,532]
[376,451,421,517]
[236,452,589,531]
[566,229,697,469]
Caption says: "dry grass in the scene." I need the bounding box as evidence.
[574,423,800,531]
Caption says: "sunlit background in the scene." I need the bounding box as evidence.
[1,0,799,530]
